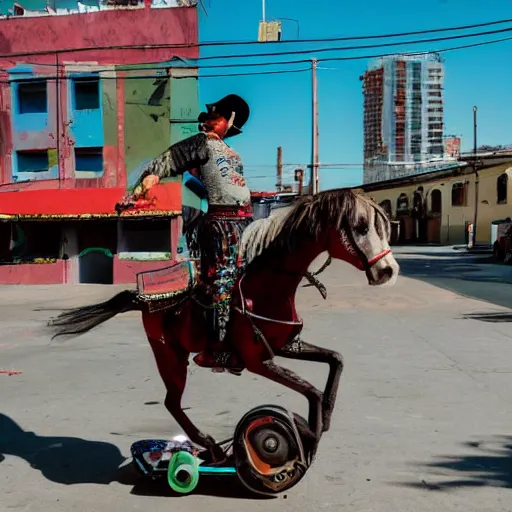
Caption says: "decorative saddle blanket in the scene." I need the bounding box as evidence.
[136,260,199,312]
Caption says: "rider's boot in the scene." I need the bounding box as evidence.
[193,350,244,375]
[193,313,244,374]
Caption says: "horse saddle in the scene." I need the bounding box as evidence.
[136,260,199,313]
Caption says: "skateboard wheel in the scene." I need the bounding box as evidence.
[167,451,199,494]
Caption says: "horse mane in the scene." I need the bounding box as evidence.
[242,188,380,265]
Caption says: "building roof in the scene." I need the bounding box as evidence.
[357,156,512,193]
[0,182,181,220]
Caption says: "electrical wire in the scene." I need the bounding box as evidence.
[2,33,510,82]
[197,25,512,63]
[0,67,310,83]
[1,17,511,59]
[4,23,512,71]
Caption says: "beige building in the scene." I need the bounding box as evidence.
[354,154,512,246]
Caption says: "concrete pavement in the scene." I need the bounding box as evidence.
[1,254,512,511]
[395,245,512,309]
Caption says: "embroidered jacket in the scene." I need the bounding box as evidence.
[133,133,251,207]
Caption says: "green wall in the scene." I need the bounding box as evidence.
[169,75,199,145]
[102,76,118,148]
[121,68,199,186]
[124,72,172,184]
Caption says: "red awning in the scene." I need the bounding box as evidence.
[0,183,182,219]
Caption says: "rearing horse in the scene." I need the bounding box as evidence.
[49,189,399,460]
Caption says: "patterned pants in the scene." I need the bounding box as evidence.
[186,208,252,343]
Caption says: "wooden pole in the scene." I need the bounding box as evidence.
[311,58,319,194]
[276,146,283,192]
[298,170,304,195]
[472,105,479,249]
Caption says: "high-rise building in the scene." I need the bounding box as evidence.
[360,53,452,184]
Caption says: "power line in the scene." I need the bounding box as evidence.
[197,25,512,64]
[202,18,512,46]
[4,23,512,71]
[1,18,511,59]
[2,34,510,82]
[0,67,310,83]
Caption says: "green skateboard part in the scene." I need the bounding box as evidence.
[167,451,199,494]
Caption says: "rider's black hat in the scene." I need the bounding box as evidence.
[197,94,250,138]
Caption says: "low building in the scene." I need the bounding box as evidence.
[0,183,182,284]
[0,1,199,284]
[355,154,512,246]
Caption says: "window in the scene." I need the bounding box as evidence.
[17,81,47,114]
[379,200,392,218]
[451,182,467,207]
[17,151,49,173]
[497,173,508,204]
[75,147,103,176]
[431,189,442,214]
[19,221,62,259]
[73,77,100,110]
[396,193,409,213]
[118,220,171,253]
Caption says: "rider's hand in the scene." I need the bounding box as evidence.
[115,175,160,213]
[206,132,221,140]
[132,175,160,200]
[142,174,160,190]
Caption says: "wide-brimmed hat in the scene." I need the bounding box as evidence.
[197,94,250,138]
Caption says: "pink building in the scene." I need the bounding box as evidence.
[0,1,199,284]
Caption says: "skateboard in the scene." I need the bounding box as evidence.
[129,404,314,496]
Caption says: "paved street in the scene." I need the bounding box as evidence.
[2,248,512,511]
[396,246,512,310]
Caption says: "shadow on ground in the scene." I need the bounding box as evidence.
[395,252,512,309]
[462,312,512,323]
[0,413,125,485]
[399,436,512,490]
[130,476,272,500]
[0,413,267,499]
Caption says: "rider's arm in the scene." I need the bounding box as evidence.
[131,133,210,192]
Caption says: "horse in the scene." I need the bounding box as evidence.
[48,188,399,462]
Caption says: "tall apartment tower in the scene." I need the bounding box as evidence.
[360,53,446,184]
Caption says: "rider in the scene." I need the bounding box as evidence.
[125,94,252,371]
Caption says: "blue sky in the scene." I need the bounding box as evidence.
[197,0,512,191]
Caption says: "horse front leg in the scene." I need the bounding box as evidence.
[277,339,343,433]
[142,312,225,462]
[248,359,324,443]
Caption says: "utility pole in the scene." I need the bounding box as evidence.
[276,146,283,192]
[294,168,304,195]
[310,58,319,194]
[472,105,479,249]
[262,0,266,22]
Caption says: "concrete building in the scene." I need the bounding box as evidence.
[356,154,512,246]
[360,53,454,184]
[0,1,199,284]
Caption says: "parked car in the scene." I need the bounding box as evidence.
[493,222,512,261]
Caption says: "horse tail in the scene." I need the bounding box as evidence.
[48,290,141,338]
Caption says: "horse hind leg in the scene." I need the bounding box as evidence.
[142,312,224,461]
[248,359,324,443]
[277,339,344,433]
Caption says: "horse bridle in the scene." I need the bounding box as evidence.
[340,217,391,272]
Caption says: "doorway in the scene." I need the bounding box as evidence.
[78,247,113,284]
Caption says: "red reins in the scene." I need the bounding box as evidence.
[366,248,392,267]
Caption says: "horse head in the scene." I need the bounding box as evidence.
[241,189,399,287]
[324,190,399,286]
